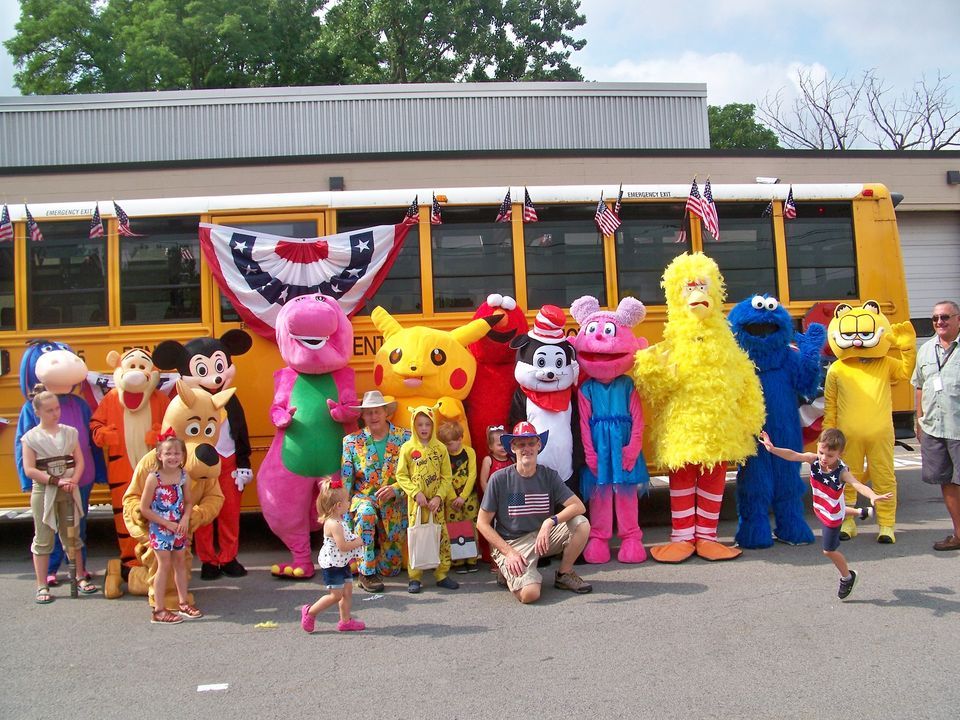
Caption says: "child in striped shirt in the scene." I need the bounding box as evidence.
[760,428,891,600]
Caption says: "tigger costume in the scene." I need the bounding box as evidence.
[90,348,169,593]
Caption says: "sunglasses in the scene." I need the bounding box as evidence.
[932,314,957,323]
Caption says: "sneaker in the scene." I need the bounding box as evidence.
[454,564,470,574]
[554,570,593,594]
[858,506,874,521]
[837,570,858,600]
[177,603,204,619]
[300,604,315,633]
[466,563,479,573]
[337,618,366,632]
[436,576,459,590]
[407,580,422,594]
[358,573,385,593]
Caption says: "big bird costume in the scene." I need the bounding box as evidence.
[632,253,765,563]
[824,301,916,543]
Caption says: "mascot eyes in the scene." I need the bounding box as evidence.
[751,296,780,311]
[40,344,54,352]
[765,298,779,311]
[751,296,765,309]
[215,359,226,374]
[389,348,403,364]
[603,322,617,336]
[204,422,217,437]
[555,357,564,369]
[430,348,447,366]
[196,365,208,377]
[586,321,598,334]
[185,422,201,437]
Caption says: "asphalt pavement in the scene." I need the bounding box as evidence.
[0,448,957,720]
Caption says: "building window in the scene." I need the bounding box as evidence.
[524,204,606,308]
[785,202,858,300]
[615,202,691,305]
[431,206,514,312]
[0,243,13,330]
[339,209,422,315]
[120,216,201,324]
[215,219,320,322]
[701,202,778,302]
[28,220,107,328]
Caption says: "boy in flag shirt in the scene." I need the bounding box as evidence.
[477,422,592,603]
[760,428,891,600]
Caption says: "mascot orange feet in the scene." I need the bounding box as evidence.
[695,539,742,561]
[650,541,696,563]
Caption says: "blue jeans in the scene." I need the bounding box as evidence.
[48,483,93,574]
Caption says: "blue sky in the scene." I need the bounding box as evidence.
[2,0,959,108]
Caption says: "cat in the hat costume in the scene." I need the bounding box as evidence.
[508,305,582,492]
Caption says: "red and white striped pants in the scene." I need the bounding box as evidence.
[668,463,727,543]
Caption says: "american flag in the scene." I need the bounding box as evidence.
[506,492,551,517]
[114,201,143,237]
[25,205,43,243]
[495,189,512,223]
[0,204,12,242]
[784,186,797,220]
[89,204,104,239]
[762,200,774,218]
[522,188,538,223]
[701,178,720,240]
[401,196,419,226]
[430,194,442,225]
[613,184,623,217]
[180,245,194,262]
[676,178,702,244]
[594,196,621,235]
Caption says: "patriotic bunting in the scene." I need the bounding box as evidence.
[25,205,43,243]
[522,188,538,223]
[114,201,144,237]
[495,190,512,223]
[89,204,104,239]
[0,205,12,242]
[431,194,442,225]
[200,220,413,339]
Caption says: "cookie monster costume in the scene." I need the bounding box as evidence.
[729,295,826,548]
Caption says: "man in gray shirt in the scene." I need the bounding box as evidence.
[477,421,592,603]
[913,300,960,551]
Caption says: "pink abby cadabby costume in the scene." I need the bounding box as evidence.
[257,294,359,579]
[570,296,650,564]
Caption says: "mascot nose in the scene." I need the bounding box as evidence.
[214,376,222,386]
[195,444,219,467]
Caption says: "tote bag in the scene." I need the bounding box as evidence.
[447,520,478,561]
[407,507,442,570]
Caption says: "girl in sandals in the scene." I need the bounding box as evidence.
[21,388,97,603]
[139,433,200,624]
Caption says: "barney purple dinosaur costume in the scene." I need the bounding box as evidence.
[570,296,650,564]
[258,293,359,579]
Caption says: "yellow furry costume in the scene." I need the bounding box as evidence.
[824,301,916,543]
[632,253,765,563]
[371,307,496,447]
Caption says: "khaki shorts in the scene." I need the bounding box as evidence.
[493,515,588,592]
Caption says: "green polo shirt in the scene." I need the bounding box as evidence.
[912,335,960,440]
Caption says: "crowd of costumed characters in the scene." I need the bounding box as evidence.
[16,248,916,622]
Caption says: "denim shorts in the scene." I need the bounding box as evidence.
[321,564,354,589]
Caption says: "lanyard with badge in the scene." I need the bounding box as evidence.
[933,342,956,392]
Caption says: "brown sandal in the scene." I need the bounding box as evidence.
[178,603,204,619]
[151,609,184,624]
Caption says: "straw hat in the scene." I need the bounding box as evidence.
[352,390,397,416]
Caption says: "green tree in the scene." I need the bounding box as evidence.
[5,0,586,94]
[708,103,780,150]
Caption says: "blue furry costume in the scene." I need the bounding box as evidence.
[729,296,825,548]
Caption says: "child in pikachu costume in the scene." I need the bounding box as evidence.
[824,301,916,543]
[371,307,497,447]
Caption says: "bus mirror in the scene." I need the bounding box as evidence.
[0,349,8,377]
[891,192,904,207]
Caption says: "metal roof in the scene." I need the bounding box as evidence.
[0,82,709,169]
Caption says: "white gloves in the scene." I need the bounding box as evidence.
[232,467,254,491]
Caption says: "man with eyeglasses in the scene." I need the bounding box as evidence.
[912,301,960,551]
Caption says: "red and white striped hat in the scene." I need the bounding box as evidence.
[529,304,567,344]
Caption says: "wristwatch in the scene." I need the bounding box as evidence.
[550,515,559,526]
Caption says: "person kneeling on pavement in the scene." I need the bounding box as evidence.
[477,422,592,603]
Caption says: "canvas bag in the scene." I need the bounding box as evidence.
[407,507,441,570]
[447,519,478,561]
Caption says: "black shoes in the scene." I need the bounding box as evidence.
[221,558,247,577]
[838,570,858,600]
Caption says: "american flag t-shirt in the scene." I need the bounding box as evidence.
[507,491,551,517]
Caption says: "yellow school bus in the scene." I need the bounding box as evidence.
[0,182,912,509]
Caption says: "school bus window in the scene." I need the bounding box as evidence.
[785,202,857,301]
[28,220,106,329]
[120,216,201,325]
[0,243,14,330]
[215,219,319,322]
[339,209,421,316]
[525,204,606,309]
[701,202,777,301]
[431,206,514,312]
[616,202,691,305]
